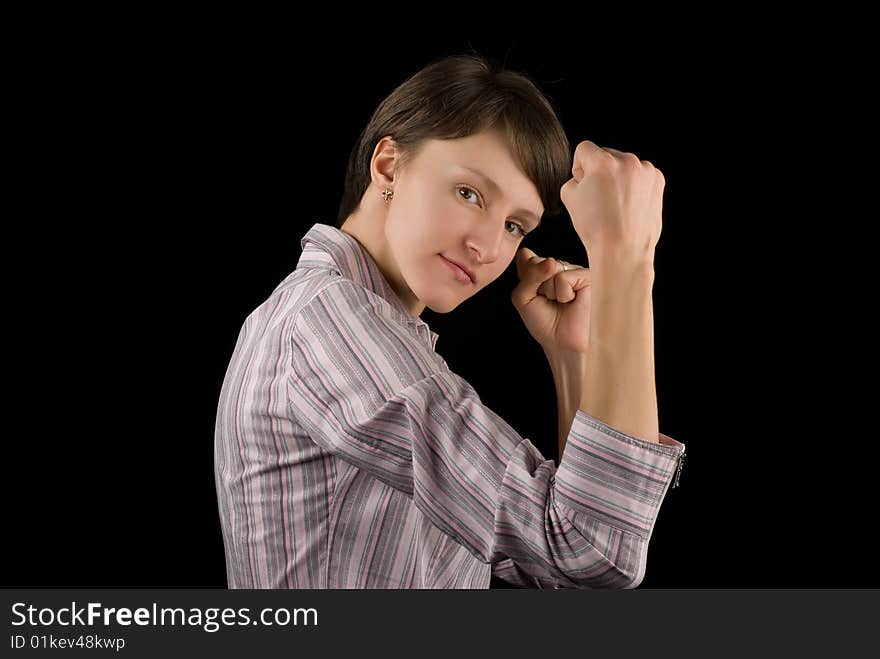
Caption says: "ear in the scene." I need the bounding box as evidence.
[370,135,401,190]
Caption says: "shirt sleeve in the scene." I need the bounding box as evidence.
[288,281,685,589]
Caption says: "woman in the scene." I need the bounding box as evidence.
[214,53,685,589]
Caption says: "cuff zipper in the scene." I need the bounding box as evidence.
[672,448,686,489]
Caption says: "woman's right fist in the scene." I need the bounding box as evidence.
[560,140,665,264]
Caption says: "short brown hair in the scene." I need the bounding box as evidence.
[336,53,571,228]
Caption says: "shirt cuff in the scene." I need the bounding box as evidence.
[553,409,685,539]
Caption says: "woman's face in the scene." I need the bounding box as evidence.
[384,129,544,314]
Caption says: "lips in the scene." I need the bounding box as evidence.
[440,255,476,284]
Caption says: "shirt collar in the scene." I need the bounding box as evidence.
[296,223,440,348]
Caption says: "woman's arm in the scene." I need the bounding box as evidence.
[581,249,658,443]
[543,347,588,457]
[289,280,684,588]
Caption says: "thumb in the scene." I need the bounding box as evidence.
[511,248,560,309]
[514,247,559,276]
[514,247,537,277]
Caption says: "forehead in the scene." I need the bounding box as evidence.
[416,132,544,221]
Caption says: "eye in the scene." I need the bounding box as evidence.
[457,185,529,240]
[457,185,482,206]
[505,220,528,239]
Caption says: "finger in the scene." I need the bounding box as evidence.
[514,247,538,279]
[515,247,560,281]
[533,258,582,300]
[572,140,603,179]
[537,267,591,303]
[537,271,566,302]
[511,251,562,308]
[536,275,557,301]
[603,147,644,168]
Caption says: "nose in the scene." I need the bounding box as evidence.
[466,219,507,266]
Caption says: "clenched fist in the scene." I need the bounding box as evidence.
[510,247,591,354]
[560,140,665,264]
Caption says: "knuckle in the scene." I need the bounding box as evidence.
[591,149,616,173]
[599,149,616,164]
[622,152,641,167]
[575,139,597,155]
[573,139,598,165]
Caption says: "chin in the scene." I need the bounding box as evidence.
[421,292,466,314]
[422,298,457,314]
[425,301,458,314]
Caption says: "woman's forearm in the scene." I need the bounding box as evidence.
[544,347,588,458]
[545,253,659,455]
[583,252,659,443]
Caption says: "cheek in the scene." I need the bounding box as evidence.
[405,197,453,236]
[411,181,449,212]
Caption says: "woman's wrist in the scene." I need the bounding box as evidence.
[542,346,589,457]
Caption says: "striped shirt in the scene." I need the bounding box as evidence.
[214,222,685,589]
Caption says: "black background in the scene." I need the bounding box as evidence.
[8,24,872,588]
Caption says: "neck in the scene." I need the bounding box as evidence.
[340,193,425,317]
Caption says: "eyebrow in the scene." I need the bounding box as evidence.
[460,166,543,228]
